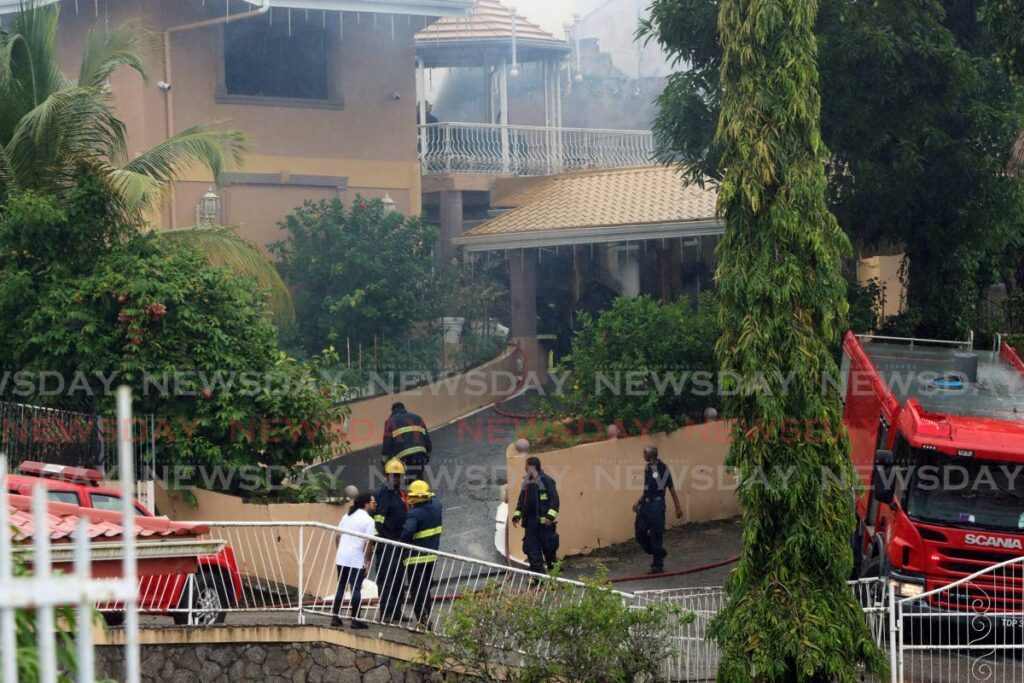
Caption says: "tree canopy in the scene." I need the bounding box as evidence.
[700,0,886,678]
[640,0,1024,339]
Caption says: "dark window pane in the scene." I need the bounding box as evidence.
[47,490,81,505]
[90,493,122,511]
[224,16,328,100]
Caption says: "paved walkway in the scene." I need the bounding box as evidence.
[311,396,534,562]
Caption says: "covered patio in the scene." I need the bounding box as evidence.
[453,165,724,361]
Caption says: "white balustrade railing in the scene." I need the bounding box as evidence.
[419,122,656,176]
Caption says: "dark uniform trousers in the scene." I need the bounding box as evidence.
[635,497,667,567]
[523,518,559,574]
[404,557,435,623]
[375,543,407,620]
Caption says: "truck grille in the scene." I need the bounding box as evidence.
[929,546,1024,612]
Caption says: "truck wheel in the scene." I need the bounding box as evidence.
[173,572,227,626]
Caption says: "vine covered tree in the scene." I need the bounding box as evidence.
[708,0,885,679]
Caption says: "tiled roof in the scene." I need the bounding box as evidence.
[7,495,209,543]
[416,0,564,45]
[463,166,719,238]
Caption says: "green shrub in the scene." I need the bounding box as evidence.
[420,569,687,682]
[538,293,720,437]
[0,185,347,488]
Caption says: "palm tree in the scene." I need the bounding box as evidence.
[0,4,293,321]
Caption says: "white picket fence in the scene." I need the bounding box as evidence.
[0,387,140,683]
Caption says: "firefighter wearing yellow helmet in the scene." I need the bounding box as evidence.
[374,459,409,622]
[400,479,442,629]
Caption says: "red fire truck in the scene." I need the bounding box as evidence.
[843,332,1024,615]
[6,461,241,626]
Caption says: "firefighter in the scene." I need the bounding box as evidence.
[374,459,410,622]
[633,445,683,574]
[382,402,432,483]
[511,456,560,574]
[400,479,442,629]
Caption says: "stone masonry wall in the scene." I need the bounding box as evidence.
[96,641,441,683]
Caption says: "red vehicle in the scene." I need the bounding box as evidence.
[7,461,241,626]
[843,332,1024,617]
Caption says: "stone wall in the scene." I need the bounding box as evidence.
[96,640,439,683]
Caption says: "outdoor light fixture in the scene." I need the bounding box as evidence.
[381,193,396,213]
[196,186,220,226]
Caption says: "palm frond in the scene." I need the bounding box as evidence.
[121,123,248,182]
[5,85,126,191]
[3,4,68,106]
[103,166,166,214]
[157,225,295,325]
[78,19,150,88]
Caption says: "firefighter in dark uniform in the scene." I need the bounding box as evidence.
[400,480,442,629]
[374,459,410,622]
[382,402,432,483]
[633,445,683,574]
[511,456,560,574]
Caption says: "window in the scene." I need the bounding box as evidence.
[90,493,122,511]
[223,15,330,101]
[47,490,81,505]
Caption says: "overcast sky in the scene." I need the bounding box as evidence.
[513,0,581,37]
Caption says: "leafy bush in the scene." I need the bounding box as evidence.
[271,197,439,355]
[539,293,720,437]
[0,185,347,488]
[420,569,686,682]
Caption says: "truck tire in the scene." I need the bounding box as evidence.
[173,571,227,626]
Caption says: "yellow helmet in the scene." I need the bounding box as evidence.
[384,459,406,475]
[408,480,432,499]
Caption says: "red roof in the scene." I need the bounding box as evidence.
[7,495,209,543]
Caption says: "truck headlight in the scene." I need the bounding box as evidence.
[889,579,924,598]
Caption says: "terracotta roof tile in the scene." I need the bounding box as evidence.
[416,0,564,45]
[6,494,209,544]
[462,166,719,237]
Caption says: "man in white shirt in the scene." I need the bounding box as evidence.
[332,492,377,628]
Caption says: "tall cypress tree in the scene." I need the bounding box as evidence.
[709,1,886,680]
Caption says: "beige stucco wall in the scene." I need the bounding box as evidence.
[53,0,425,247]
[342,344,525,451]
[857,254,906,321]
[506,421,739,560]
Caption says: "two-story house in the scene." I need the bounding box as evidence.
[0,0,472,247]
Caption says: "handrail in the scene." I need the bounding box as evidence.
[419,121,653,136]
[854,333,973,349]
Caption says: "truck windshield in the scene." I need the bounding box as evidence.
[904,451,1024,532]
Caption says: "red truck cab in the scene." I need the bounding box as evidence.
[843,333,1024,616]
[7,461,241,626]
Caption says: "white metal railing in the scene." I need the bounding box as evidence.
[419,122,656,176]
[856,331,975,350]
[0,386,140,683]
[896,555,1024,683]
[128,521,636,636]
[635,578,891,682]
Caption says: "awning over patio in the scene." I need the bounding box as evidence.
[453,166,723,251]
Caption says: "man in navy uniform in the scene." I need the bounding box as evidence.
[401,480,442,629]
[511,456,560,574]
[633,445,683,573]
[381,402,432,483]
[374,459,410,622]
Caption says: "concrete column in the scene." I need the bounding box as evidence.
[509,248,538,338]
[438,190,463,265]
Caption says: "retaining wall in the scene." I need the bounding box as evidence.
[506,421,739,560]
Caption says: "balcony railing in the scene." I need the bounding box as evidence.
[419,122,656,176]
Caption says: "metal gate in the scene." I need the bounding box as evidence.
[0,401,156,509]
[896,556,1024,682]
